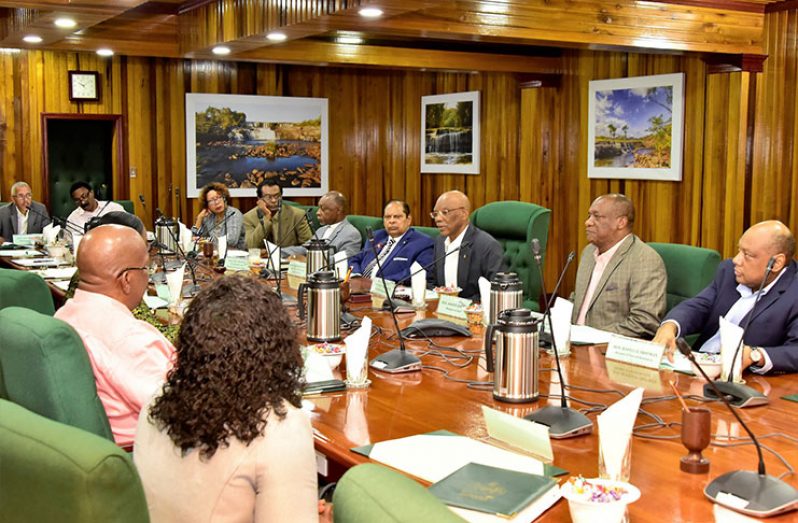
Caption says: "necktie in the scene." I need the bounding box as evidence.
[363,238,395,278]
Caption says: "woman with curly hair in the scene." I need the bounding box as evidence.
[193,182,246,250]
[134,275,320,522]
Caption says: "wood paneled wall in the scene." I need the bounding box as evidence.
[0,7,795,295]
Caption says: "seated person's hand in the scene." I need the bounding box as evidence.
[653,322,678,362]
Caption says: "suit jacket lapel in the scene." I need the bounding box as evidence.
[587,235,635,312]
[457,226,475,290]
[574,246,596,310]
[746,263,797,324]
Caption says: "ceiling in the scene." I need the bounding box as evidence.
[0,0,787,73]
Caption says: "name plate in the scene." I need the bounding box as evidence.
[223,256,250,271]
[12,233,44,246]
[287,260,307,278]
[436,295,472,320]
[605,334,665,370]
[370,277,396,298]
[605,359,663,392]
[482,406,552,462]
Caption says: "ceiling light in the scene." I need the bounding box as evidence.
[96,48,114,57]
[23,35,43,44]
[337,35,363,45]
[359,7,383,18]
[267,32,287,42]
[54,18,77,29]
[212,45,231,55]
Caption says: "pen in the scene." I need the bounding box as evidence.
[343,266,353,283]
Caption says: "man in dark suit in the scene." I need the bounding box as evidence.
[655,220,798,375]
[427,190,506,300]
[0,181,51,243]
[243,180,312,249]
[349,200,434,282]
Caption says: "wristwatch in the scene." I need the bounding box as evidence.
[750,347,763,366]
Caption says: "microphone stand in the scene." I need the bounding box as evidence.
[366,226,421,373]
[677,338,797,517]
[525,248,593,439]
[702,258,774,408]
[159,219,201,297]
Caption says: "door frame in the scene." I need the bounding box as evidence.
[40,113,127,207]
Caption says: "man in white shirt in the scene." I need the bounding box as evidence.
[0,181,51,242]
[427,190,505,300]
[66,181,125,236]
[571,193,666,338]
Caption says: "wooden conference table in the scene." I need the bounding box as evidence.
[308,281,798,522]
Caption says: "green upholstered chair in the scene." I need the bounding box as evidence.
[0,307,114,441]
[115,199,135,214]
[0,400,149,523]
[648,242,722,312]
[469,201,551,311]
[333,463,465,523]
[346,214,385,248]
[413,225,440,239]
[0,267,55,315]
[283,200,321,230]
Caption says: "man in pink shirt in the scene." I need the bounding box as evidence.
[56,224,175,447]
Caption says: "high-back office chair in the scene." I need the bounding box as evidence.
[332,463,466,522]
[0,306,114,441]
[346,215,385,248]
[283,200,321,230]
[0,267,56,315]
[648,242,722,312]
[469,201,552,311]
[0,399,149,523]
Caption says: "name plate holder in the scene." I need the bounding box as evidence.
[605,334,665,370]
[435,295,472,323]
[287,260,307,289]
[223,256,249,272]
[370,278,397,308]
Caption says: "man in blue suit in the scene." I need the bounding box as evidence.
[655,220,798,375]
[349,200,433,283]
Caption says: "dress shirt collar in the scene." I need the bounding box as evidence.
[593,233,631,263]
[444,224,469,252]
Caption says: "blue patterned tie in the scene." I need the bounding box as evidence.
[363,238,395,278]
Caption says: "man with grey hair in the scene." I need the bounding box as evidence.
[0,181,51,243]
[282,190,361,259]
[571,193,666,339]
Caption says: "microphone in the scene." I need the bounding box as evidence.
[51,215,85,236]
[677,338,798,517]
[702,257,775,408]
[366,226,422,373]
[155,216,201,297]
[524,248,593,439]
[22,203,53,229]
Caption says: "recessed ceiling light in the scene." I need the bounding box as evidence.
[266,32,287,42]
[337,35,363,45]
[96,48,114,57]
[23,35,43,44]
[212,45,231,55]
[54,18,77,29]
[359,7,383,18]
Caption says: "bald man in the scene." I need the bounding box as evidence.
[571,194,666,338]
[55,225,175,446]
[428,190,505,300]
[655,220,798,375]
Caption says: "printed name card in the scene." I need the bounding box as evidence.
[370,277,397,298]
[223,256,250,271]
[436,295,472,320]
[605,335,665,370]
[287,260,307,277]
[482,406,553,462]
[12,234,44,246]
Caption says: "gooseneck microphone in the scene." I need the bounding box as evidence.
[676,338,797,517]
[366,226,422,373]
[703,257,775,408]
[524,247,593,439]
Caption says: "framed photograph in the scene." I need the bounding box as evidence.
[587,73,684,181]
[186,93,329,198]
[421,90,480,174]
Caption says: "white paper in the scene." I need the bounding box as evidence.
[570,324,614,345]
[37,267,77,280]
[550,297,574,354]
[178,221,194,253]
[369,434,545,484]
[410,262,426,306]
[478,276,491,324]
[344,315,372,382]
[597,387,643,481]
[43,223,61,245]
[719,316,745,383]
[333,251,348,280]
[217,235,227,259]
[304,350,335,383]
[142,295,169,310]
[263,240,281,272]
[226,249,248,258]
[165,263,186,307]
[0,249,41,257]
[14,257,64,267]
[52,280,71,291]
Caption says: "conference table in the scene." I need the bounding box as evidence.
[307,281,798,522]
[3,250,798,521]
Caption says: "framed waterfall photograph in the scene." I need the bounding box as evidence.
[421,90,480,174]
[587,73,684,181]
[186,93,329,198]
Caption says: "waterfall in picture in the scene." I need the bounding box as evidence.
[425,128,473,165]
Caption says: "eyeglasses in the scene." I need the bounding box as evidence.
[13,193,32,200]
[430,207,465,219]
[117,266,149,278]
[207,196,225,205]
[72,190,91,203]
[261,194,281,201]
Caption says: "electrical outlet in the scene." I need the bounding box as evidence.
[130,167,137,178]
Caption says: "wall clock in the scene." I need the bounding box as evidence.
[68,71,100,101]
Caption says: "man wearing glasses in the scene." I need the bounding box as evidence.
[55,224,175,448]
[66,181,125,236]
[0,181,51,243]
[243,180,312,249]
[428,190,505,300]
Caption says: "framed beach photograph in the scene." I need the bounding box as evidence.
[421,90,480,174]
[587,73,684,181]
[186,93,329,198]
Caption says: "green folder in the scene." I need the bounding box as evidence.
[429,462,557,517]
